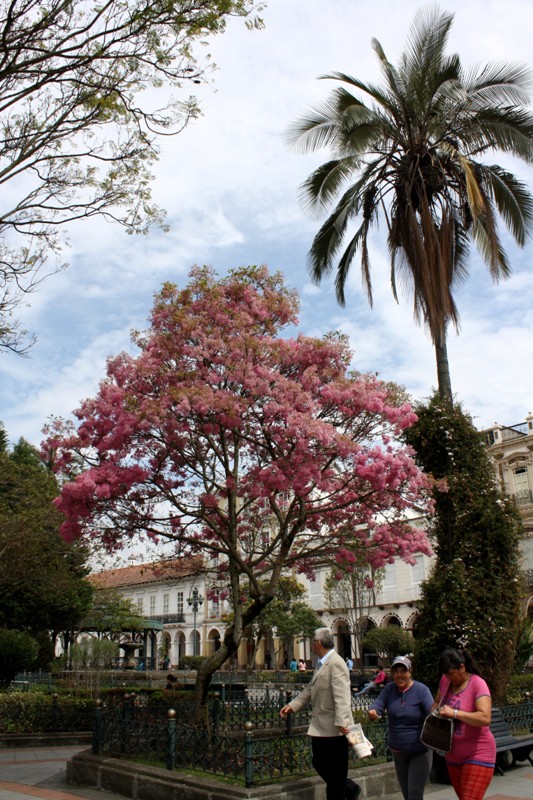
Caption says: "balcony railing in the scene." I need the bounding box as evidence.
[514,490,533,507]
[147,613,185,624]
[485,422,530,445]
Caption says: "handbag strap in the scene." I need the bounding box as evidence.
[435,680,452,710]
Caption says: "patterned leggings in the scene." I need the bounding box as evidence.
[446,763,493,800]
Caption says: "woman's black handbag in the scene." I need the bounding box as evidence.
[420,710,454,753]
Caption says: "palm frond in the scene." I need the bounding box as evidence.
[464,106,533,161]
[335,226,368,306]
[464,61,533,106]
[401,6,455,92]
[307,185,366,285]
[320,72,399,113]
[285,106,343,153]
[457,155,485,218]
[299,158,360,215]
[478,164,533,246]
[471,219,510,280]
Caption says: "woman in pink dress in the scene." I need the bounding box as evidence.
[433,648,495,800]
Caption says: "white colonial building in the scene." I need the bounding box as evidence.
[90,540,432,670]
[483,412,533,610]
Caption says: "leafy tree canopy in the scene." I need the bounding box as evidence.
[0,0,264,353]
[0,628,39,688]
[0,426,93,650]
[44,264,432,713]
[80,587,145,638]
[362,626,413,665]
[245,576,322,660]
[324,556,383,669]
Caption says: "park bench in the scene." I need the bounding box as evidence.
[490,707,533,774]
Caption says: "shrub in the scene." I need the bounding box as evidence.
[504,674,533,704]
[0,629,39,688]
[70,638,119,669]
[0,691,94,734]
[179,655,206,671]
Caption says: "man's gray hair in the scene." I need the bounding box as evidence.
[314,627,334,649]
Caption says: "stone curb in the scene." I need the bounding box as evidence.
[67,750,400,800]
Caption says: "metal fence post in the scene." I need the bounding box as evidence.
[285,690,293,735]
[93,699,103,754]
[50,692,59,732]
[212,692,220,733]
[244,721,254,787]
[121,693,131,754]
[167,709,176,770]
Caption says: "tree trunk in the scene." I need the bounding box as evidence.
[435,334,453,406]
[192,594,275,726]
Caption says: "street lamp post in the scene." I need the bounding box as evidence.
[187,587,204,656]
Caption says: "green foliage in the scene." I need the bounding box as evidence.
[0,426,93,661]
[503,674,533,704]
[0,691,94,734]
[225,577,320,666]
[0,0,264,353]
[179,655,206,671]
[406,396,523,701]
[70,638,119,670]
[513,617,533,674]
[0,629,39,688]
[246,577,322,661]
[362,627,413,664]
[80,588,144,637]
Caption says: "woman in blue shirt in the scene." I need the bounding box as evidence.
[368,656,433,800]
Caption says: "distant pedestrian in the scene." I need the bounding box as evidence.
[298,658,307,671]
[354,665,387,695]
[290,657,298,672]
[346,656,353,670]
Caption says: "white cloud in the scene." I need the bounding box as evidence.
[1,0,533,446]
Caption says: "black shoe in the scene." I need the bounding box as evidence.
[346,778,361,800]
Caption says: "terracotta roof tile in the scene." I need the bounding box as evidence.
[90,556,204,589]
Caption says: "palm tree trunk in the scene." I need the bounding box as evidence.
[435,334,453,406]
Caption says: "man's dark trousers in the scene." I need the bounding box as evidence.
[311,735,353,800]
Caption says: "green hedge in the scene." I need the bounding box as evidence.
[0,691,95,734]
[504,674,533,704]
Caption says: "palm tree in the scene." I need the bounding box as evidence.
[288,6,533,403]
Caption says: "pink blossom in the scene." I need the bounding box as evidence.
[44,265,432,614]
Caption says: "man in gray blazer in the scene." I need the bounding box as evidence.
[280,627,361,800]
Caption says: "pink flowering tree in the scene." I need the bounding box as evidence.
[44,265,431,716]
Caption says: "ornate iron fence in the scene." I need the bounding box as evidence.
[501,701,533,734]
[93,695,391,786]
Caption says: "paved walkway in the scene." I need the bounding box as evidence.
[1,745,532,800]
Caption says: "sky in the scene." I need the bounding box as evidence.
[2,0,533,450]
